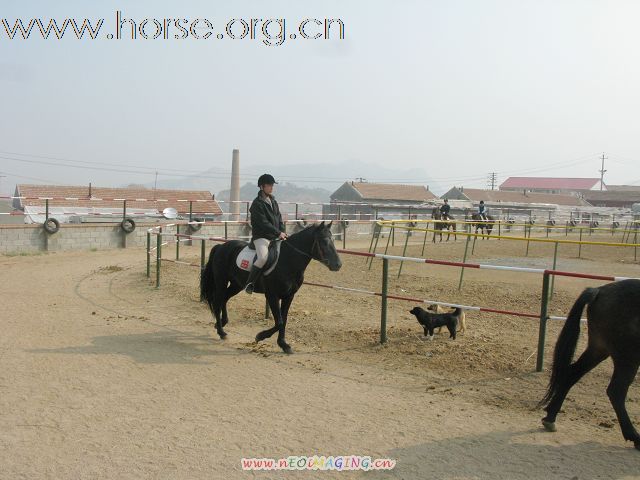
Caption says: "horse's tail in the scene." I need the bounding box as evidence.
[539,287,599,407]
[200,244,220,310]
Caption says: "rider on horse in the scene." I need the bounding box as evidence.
[245,174,288,294]
[440,198,451,220]
[478,200,488,221]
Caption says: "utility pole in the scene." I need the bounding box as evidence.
[153,171,158,200]
[598,153,607,190]
[487,172,497,190]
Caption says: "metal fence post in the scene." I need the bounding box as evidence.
[176,225,180,260]
[458,232,471,290]
[578,228,583,258]
[201,239,206,270]
[549,242,559,299]
[537,272,551,372]
[146,231,151,278]
[156,228,162,288]
[380,258,389,344]
[397,226,410,278]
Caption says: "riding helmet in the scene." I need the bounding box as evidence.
[258,174,277,186]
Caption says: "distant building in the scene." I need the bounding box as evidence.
[499,177,605,194]
[581,188,640,208]
[441,187,591,217]
[14,184,223,224]
[324,181,438,220]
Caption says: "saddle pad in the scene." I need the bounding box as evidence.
[235,242,282,276]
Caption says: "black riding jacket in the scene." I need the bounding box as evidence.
[249,191,285,241]
[440,204,450,216]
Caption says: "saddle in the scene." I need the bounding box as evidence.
[235,240,282,276]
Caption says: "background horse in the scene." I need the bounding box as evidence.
[539,279,640,450]
[470,213,495,239]
[431,208,457,242]
[200,222,342,354]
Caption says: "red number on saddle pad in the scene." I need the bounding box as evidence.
[241,259,249,269]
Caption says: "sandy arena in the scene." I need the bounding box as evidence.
[1,231,639,479]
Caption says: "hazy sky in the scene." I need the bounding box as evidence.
[1,0,640,195]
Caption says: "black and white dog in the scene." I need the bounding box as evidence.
[409,306,464,340]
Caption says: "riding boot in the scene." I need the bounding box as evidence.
[244,265,263,294]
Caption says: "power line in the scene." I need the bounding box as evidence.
[0,149,606,186]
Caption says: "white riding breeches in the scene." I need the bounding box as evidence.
[253,238,270,268]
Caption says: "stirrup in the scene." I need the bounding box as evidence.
[245,283,254,294]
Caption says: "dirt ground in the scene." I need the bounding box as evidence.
[1,232,639,479]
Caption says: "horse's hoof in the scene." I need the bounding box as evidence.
[218,332,227,340]
[255,333,265,342]
[542,419,556,432]
[281,345,293,354]
[634,441,640,451]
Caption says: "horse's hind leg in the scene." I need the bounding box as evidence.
[607,358,640,449]
[221,283,243,327]
[543,346,608,430]
[212,281,229,339]
[277,293,296,354]
[255,294,281,344]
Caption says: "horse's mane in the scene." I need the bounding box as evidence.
[286,224,318,244]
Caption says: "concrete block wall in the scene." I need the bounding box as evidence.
[0,221,378,255]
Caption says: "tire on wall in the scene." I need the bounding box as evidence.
[189,218,204,232]
[43,217,60,234]
[121,218,136,234]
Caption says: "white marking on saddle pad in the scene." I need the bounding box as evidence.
[236,246,256,271]
[235,245,279,275]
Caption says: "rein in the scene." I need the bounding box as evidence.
[280,236,327,266]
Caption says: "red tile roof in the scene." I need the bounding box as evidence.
[500,177,602,190]
[350,182,437,202]
[16,184,223,215]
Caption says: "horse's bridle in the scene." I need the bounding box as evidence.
[280,236,329,266]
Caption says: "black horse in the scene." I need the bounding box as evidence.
[431,208,457,243]
[200,222,342,354]
[539,279,640,450]
[470,213,495,239]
